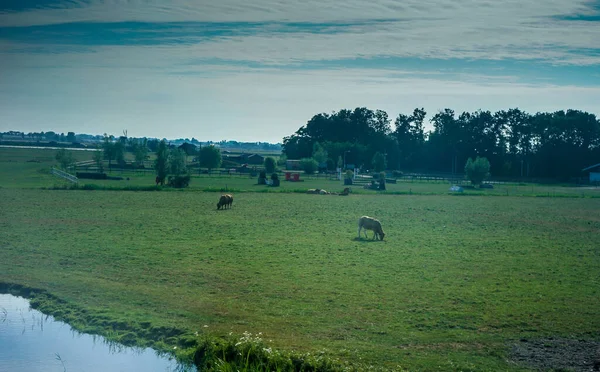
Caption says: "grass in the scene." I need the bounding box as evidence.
[1,188,599,370]
[3,146,600,198]
[1,146,600,371]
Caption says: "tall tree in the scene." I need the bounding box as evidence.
[169,148,187,175]
[133,138,149,169]
[102,134,116,170]
[55,149,74,170]
[199,145,222,171]
[372,152,387,172]
[154,140,169,185]
[93,150,104,173]
[393,108,426,170]
[312,142,328,165]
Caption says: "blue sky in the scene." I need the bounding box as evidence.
[1,1,599,143]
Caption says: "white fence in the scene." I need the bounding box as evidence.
[50,167,78,183]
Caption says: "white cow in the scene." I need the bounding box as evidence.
[358,216,385,240]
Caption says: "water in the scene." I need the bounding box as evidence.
[0,145,100,151]
[0,294,195,372]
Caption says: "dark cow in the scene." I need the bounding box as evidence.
[217,194,233,210]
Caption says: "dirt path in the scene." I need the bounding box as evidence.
[510,337,600,371]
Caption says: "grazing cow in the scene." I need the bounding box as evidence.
[217,194,233,210]
[225,194,233,208]
[358,216,385,240]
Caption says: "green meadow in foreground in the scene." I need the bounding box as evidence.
[1,187,599,371]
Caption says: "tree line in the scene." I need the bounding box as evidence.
[282,107,600,181]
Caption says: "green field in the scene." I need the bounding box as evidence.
[1,147,600,371]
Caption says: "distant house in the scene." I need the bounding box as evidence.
[178,142,198,156]
[239,153,264,165]
[582,163,600,183]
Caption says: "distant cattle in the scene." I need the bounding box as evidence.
[217,194,233,210]
[306,188,331,195]
[339,187,351,196]
[358,216,385,240]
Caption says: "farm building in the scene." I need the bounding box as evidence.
[582,163,600,183]
[178,142,199,155]
[243,154,265,165]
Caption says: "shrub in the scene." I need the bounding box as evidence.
[258,171,267,185]
[264,157,276,173]
[270,173,280,187]
[167,174,191,188]
[277,154,287,167]
[76,172,107,180]
[221,159,239,169]
[379,171,386,190]
[55,148,74,170]
[344,170,353,185]
[300,158,318,175]
[464,157,491,185]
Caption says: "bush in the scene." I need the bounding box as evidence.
[344,170,353,185]
[55,148,74,170]
[300,158,318,175]
[258,170,267,185]
[464,157,491,185]
[270,173,280,187]
[264,157,276,173]
[277,154,287,167]
[221,159,239,169]
[378,171,386,190]
[192,331,349,372]
[167,174,191,188]
[76,172,107,180]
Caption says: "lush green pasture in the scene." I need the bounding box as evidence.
[3,147,600,200]
[0,147,97,188]
[1,188,599,370]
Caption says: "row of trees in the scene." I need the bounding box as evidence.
[3,131,77,143]
[282,107,600,181]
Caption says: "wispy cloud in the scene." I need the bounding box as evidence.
[1,0,600,64]
[0,1,599,140]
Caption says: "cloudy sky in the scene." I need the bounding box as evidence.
[1,1,599,143]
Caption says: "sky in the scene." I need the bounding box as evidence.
[1,1,599,143]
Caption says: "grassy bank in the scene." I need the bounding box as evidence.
[1,188,599,370]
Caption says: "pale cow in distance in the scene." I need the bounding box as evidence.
[358,216,385,240]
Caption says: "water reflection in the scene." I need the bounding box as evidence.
[0,294,195,372]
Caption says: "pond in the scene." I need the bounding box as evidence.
[0,294,194,372]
